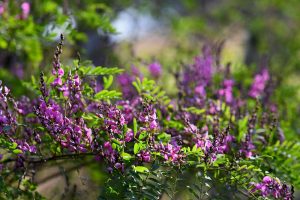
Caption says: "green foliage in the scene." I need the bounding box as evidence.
[99,166,181,200]
[94,90,122,100]
[132,78,171,105]
[0,175,45,200]
[79,66,124,76]
[262,141,300,188]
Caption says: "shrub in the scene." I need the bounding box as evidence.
[0,35,298,200]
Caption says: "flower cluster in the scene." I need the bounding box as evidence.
[51,34,65,87]
[0,81,17,136]
[251,176,293,199]
[249,68,270,98]
[155,143,183,163]
[99,103,126,135]
[0,37,294,199]
[138,104,159,131]
[117,72,137,99]
[148,61,162,78]
[218,79,234,104]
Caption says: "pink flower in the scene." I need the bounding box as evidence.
[58,68,64,77]
[51,77,63,86]
[85,127,92,143]
[262,176,272,184]
[149,120,158,130]
[0,4,5,15]
[249,69,270,98]
[218,79,234,104]
[21,2,30,19]
[194,85,206,96]
[125,129,134,142]
[137,150,151,162]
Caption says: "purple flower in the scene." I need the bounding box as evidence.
[102,142,119,167]
[184,122,198,134]
[117,99,140,123]
[114,162,124,172]
[179,47,214,107]
[21,2,30,19]
[194,85,206,97]
[98,104,127,134]
[138,104,159,131]
[249,69,270,98]
[51,77,62,87]
[148,62,162,78]
[239,140,255,158]
[58,68,64,77]
[137,150,151,162]
[125,129,134,142]
[117,73,136,99]
[16,96,33,115]
[193,46,213,85]
[0,3,4,15]
[131,65,142,78]
[11,63,24,79]
[218,79,234,104]
[85,126,92,144]
[155,143,182,163]
[251,176,293,199]
[262,176,272,184]
[149,120,158,130]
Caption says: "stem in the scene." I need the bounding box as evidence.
[1,152,97,165]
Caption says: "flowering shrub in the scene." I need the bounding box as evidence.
[0,35,299,199]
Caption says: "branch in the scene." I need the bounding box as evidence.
[0,152,97,165]
[28,152,97,164]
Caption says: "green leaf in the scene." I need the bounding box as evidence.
[82,113,98,120]
[133,142,145,154]
[79,66,123,76]
[132,166,149,173]
[134,143,140,154]
[13,149,23,154]
[187,185,200,199]
[238,165,247,171]
[185,107,206,115]
[204,175,212,180]
[157,132,171,142]
[205,182,211,188]
[164,120,185,130]
[121,152,132,161]
[138,131,148,140]
[192,145,199,152]
[9,142,18,150]
[237,116,248,142]
[132,80,141,94]
[94,90,121,100]
[112,139,121,145]
[133,118,138,136]
[45,75,55,84]
[256,129,266,134]
[103,75,114,89]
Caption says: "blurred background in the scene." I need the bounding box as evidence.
[1,0,300,199]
